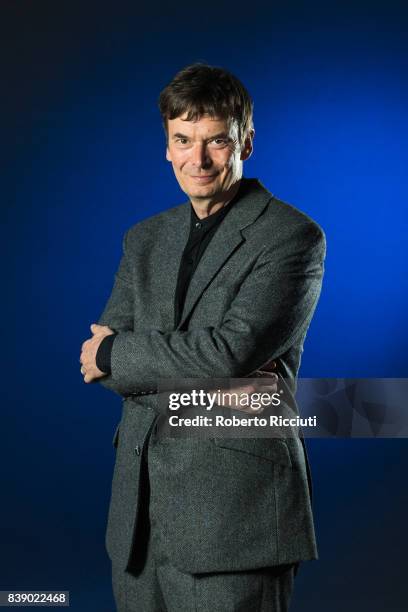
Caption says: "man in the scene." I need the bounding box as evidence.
[80,63,326,611]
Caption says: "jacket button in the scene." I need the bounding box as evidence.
[134,445,141,456]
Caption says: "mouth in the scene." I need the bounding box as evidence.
[190,175,217,184]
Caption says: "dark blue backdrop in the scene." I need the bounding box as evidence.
[3,1,408,610]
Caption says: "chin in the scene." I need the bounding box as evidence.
[186,185,218,198]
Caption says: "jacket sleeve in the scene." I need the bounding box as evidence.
[105,222,326,396]
[95,229,135,396]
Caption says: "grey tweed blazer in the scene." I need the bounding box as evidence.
[98,177,326,574]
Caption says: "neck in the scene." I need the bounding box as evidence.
[190,180,241,219]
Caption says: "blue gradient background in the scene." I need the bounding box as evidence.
[3,1,408,610]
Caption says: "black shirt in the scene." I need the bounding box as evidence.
[96,186,240,374]
[173,194,238,328]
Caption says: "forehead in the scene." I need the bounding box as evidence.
[167,113,237,137]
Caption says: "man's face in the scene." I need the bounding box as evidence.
[165,114,252,203]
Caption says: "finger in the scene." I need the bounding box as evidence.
[84,372,93,383]
[91,323,103,333]
[254,371,278,380]
[252,389,277,397]
[253,379,278,389]
[254,381,278,391]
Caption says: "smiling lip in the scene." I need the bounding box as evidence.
[190,175,217,183]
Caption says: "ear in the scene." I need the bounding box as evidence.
[240,129,255,161]
[166,147,172,162]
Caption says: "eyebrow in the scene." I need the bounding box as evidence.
[171,132,230,141]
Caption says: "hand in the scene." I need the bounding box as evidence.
[221,359,279,414]
[79,323,115,383]
[215,371,279,414]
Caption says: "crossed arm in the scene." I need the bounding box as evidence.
[80,222,325,396]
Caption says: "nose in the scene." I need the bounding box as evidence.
[190,143,212,169]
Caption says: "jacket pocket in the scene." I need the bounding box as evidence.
[213,437,292,468]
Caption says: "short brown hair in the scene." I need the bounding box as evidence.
[158,63,254,144]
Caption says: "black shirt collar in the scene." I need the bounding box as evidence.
[189,180,243,230]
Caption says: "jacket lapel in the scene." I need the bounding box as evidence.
[176,179,273,330]
[154,203,190,328]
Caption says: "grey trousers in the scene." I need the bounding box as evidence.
[112,534,296,612]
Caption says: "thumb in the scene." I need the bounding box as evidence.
[90,323,101,333]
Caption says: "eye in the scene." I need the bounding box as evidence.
[175,138,189,145]
[210,138,229,148]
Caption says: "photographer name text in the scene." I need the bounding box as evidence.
[167,415,317,428]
